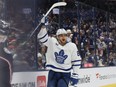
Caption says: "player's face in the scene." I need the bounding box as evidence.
[58,34,67,46]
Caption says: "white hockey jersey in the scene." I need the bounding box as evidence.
[38,27,81,74]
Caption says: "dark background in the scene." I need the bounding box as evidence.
[43,0,116,14]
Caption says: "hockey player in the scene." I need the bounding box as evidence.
[38,19,81,87]
[0,35,13,87]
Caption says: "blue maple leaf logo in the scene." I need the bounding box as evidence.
[54,50,68,64]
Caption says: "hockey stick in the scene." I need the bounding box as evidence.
[22,2,67,45]
[44,2,67,17]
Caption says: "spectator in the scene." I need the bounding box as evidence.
[66,29,72,42]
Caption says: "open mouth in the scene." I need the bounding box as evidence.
[62,39,66,42]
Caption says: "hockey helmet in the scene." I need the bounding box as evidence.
[56,28,67,36]
[66,29,72,34]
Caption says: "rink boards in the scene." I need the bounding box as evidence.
[11,67,116,87]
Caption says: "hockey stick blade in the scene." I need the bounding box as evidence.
[44,2,67,17]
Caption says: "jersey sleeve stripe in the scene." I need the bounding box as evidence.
[72,60,81,66]
[40,39,48,43]
[72,60,81,62]
[39,34,48,43]
[38,33,48,40]
[72,64,81,66]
